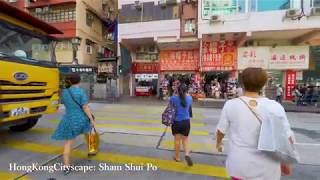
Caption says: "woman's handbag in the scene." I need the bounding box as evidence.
[162,101,176,126]
[239,98,300,164]
[85,126,100,156]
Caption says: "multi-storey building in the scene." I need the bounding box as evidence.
[119,0,320,100]
[7,0,118,99]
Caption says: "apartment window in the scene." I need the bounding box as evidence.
[202,0,238,19]
[312,0,320,7]
[31,6,76,23]
[86,11,95,27]
[119,2,179,23]
[86,44,93,54]
[184,19,196,33]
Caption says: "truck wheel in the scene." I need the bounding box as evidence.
[9,117,39,132]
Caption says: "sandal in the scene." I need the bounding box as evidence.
[185,156,193,166]
[173,157,181,162]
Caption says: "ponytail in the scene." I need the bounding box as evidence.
[178,84,188,107]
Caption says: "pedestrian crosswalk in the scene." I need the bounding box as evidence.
[0,105,227,179]
[0,171,31,180]
[2,139,228,178]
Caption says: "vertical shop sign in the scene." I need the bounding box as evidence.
[201,40,237,71]
[285,70,297,100]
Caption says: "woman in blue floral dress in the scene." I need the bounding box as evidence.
[52,74,96,175]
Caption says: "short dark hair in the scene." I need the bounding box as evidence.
[66,74,81,85]
[241,68,267,93]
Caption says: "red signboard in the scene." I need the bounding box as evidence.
[160,50,199,71]
[132,63,159,74]
[285,70,297,100]
[201,40,237,71]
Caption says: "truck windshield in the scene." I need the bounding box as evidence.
[0,21,53,62]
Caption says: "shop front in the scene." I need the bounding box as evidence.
[131,62,159,96]
[237,46,309,100]
[201,40,238,99]
[159,49,202,98]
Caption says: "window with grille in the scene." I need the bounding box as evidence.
[30,6,76,23]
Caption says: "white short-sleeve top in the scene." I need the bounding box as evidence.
[217,96,294,180]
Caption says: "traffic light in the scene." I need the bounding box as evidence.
[118,65,123,75]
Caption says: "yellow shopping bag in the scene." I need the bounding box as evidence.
[85,126,99,156]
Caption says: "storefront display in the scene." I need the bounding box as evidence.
[131,63,160,96]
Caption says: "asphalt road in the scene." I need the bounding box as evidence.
[0,103,320,180]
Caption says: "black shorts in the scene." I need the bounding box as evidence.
[171,120,190,136]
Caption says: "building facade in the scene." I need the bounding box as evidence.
[7,0,118,99]
[119,0,320,100]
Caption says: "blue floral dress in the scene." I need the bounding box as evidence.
[52,86,91,140]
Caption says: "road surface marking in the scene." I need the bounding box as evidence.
[0,171,31,180]
[3,140,229,178]
[48,118,205,127]
[47,121,209,136]
[160,140,215,153]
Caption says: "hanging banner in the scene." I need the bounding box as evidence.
[160,50,199,71]
[285,70,297,100]
[269,46,309,70]
[132,63,159,74]
[201,40,237,72]
[238,47,270,70]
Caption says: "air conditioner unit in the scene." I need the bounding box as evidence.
[35,8,42,14]
[137,46,145,53]
[285,9,300,18]
[134,1,142,10]
[159,0,166,7]
[310,7,320,16]
[210,15,221,23]
[102,0,108,5]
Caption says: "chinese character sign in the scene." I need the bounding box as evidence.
[132,63,159,74]
[98,62,116,75]
[238,47,269,70]
[269,46,309,70]
[285,70,297,100]
[201,40,236,72]
[160,50,199,71]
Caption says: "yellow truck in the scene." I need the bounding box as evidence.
[0,1,62,131]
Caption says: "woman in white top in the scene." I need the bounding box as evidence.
[216,68,295,180]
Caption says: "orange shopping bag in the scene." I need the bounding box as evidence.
[85,126,99,156]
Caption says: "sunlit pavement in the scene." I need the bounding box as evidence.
[0,103,320,180]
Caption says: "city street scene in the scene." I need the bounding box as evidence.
[0,0,320,180]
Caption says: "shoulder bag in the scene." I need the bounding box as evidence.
[239,98,299,164]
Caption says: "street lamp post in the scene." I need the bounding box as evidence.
[71,37,81,65]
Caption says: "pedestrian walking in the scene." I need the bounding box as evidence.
[170,84,193,166]
[276,84,284,104]
[235,85,243,97]
[292,86,302,106]
[216,68,295,180]
[52,74,96,175]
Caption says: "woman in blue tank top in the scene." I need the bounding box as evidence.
[170,84,193,166]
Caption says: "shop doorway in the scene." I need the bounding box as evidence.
[202,71,236,99]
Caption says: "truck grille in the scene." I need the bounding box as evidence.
[0,80,47,86]
[0,90,45,94]
[0,96,52,104]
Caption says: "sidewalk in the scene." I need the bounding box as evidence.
[92,96,320,113]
